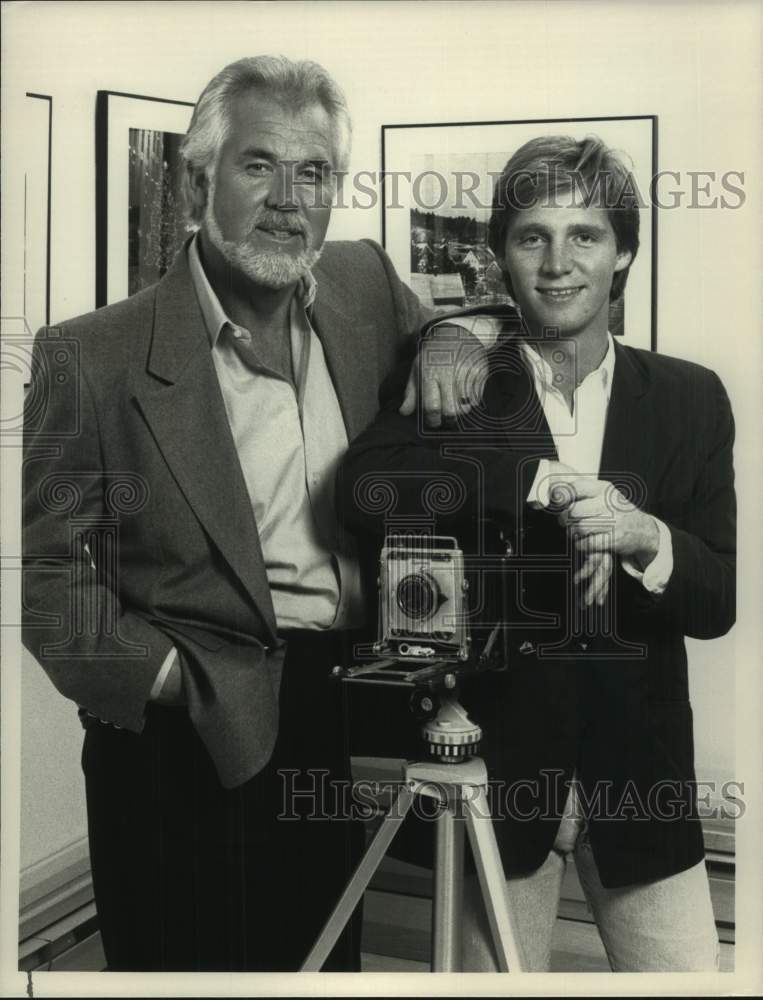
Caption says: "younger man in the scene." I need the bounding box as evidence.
[339,135,735,971]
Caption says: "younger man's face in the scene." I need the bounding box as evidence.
[501,191,632,340]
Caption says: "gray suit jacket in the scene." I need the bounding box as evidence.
[22,238,427,788]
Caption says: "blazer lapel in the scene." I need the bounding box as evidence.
[487,338,653,479]
[484,337,557,454]
[310,265,378,441]
[132,250,278,643]
[599,341,652,496]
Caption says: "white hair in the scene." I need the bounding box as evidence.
[180,55,352,225]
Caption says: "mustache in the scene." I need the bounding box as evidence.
[250,209,309,237]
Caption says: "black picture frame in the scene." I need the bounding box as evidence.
[95,90,195,308]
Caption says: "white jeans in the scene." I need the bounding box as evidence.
[461,785,720,972]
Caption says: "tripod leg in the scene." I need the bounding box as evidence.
[301,785,415,971]
[464,791,526,972]
[431,802,465,971]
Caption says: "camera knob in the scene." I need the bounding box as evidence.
[409,690,439,721]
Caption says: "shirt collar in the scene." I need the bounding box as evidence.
[188,232,318,349]
[520,332,616,397]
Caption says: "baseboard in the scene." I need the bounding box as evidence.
[17,793,736,970]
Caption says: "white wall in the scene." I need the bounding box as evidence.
[3,0,761,874]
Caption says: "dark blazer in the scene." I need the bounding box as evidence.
[338,333,736,887]
[22,238,428,789]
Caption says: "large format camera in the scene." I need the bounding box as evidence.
[377,535,470,662]
[337,532,511,762]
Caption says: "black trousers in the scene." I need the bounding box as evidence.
[82,629,365,972]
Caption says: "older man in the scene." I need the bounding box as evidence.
[339,135,735,971]
[22,55,476,971]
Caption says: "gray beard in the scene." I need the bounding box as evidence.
[204,199,322,290]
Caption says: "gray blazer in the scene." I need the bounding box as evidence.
[22,238,426,788]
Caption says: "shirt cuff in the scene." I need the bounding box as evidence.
[149,646,179,702]
[621,516,674,595]
[527,458,554,508]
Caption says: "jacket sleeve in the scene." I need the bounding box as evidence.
[22,327,175,731]
[337,375,541,544]
[649,370,736,639]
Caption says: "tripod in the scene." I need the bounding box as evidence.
[301,695,526,972]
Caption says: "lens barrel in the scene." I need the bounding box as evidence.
[396,572,439,620]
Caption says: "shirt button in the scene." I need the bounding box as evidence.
[232,330,243,339]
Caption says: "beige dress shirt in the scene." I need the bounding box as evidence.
[151,239,364,698]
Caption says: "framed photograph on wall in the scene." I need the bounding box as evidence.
[95,90,195,307]
[382,115,656,350]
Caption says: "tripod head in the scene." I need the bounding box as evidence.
[332,654,488,761]
[422,695,482,763]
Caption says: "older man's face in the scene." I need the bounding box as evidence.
[202,89,335,288]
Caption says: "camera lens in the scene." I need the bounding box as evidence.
[396,572,440,620]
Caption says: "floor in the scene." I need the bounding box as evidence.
[360,889,735,973]
[27,908,734,974]
[362,921,736,973]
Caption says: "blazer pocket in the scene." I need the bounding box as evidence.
[157,620,228,651]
